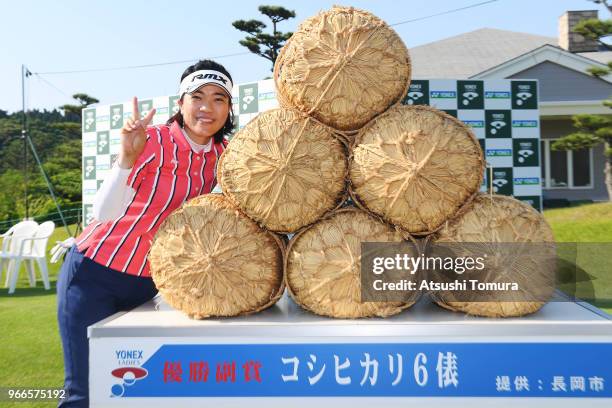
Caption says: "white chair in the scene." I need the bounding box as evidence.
[6,221,55,294]
[0,220,39,287]
[50,237,76,264]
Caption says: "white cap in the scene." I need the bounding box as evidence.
[178,70,233,99]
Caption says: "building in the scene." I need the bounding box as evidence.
[410,10,612,204]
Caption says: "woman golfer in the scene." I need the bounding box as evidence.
[57,59,234,407]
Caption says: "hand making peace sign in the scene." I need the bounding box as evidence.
[117,97,156,169]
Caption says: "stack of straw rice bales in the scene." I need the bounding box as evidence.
[149,6,556,319]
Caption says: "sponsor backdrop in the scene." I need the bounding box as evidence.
[82,79,541,226]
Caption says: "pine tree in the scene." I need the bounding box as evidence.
[233,5,296,71]
[60,93,99,121]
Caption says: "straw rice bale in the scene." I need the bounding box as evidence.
[286,207,415,318]
[430,194,556,317]
[149,194,284,319]
[220,108,347,233]
[350,105,484,235]
[274,5,411,131]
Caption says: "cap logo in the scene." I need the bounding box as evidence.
[192,73,227,85]
[179,69,233,98]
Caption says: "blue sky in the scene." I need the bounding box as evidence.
[0,0,608,113]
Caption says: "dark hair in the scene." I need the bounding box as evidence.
[167,59,235,144]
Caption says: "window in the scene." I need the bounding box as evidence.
[572,149,591,187]
[550,148,568,187]
[541,139,593,189]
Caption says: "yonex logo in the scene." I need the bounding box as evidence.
[85,112,95,128]
[461,91,479,106]
[406,91,424,104]
[431,91,456,98]
[489,120,507,135]
[170,98,180,114]
[485,91,510,99]
[463,120,485,128]
[517,149,534,163]
[517,141,535,163]
[492,171,510,193]
[514,177,539,185]
[492,178,508,189]
[110,367,148,398]
[98,134,108,153]
[111,108,122,127]
[512,120,538,128]
[515,91,533,106]
[486,149,512,157]
[85,159,95,177]
[116,350,143,360]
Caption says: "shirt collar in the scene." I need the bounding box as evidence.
[183,129,212,153]
[170,121,191,152]
[169,121,213,153]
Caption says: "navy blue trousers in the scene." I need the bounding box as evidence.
[56,246,157,407]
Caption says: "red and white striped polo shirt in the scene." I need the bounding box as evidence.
[77,121,228,277]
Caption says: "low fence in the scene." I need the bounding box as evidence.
[0,207,82,235]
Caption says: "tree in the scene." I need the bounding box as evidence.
[589,0,612,13]
[233,5,295,71]
[60,93,99,121]
[552,1,612,200]
[41,139,82,203]
[0,96,90,225]
[552,115,611,182]
[574,0,612,71]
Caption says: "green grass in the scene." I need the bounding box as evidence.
[0,225,73,408]
[544,202,612,242]
[0,204,610,407]
[544,202,612,314]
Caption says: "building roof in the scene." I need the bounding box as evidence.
[577,50,612,64]
[409,27,609,79]
[474,44,611,84]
